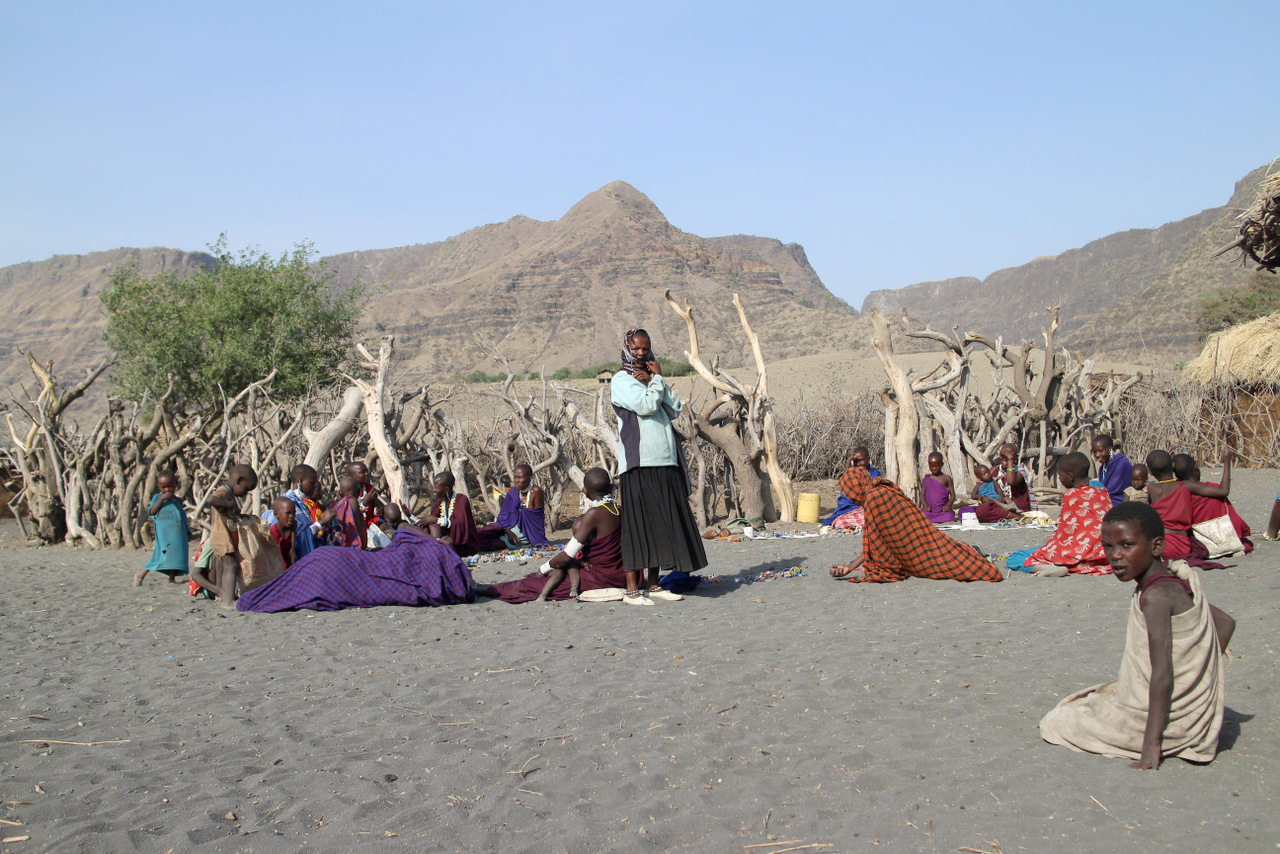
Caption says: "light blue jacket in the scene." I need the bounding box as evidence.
[610,372,684,473]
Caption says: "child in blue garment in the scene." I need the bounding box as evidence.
[134,470,190,586]
[1092,434,1132,507]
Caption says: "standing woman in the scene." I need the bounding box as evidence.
[610,328,708,605]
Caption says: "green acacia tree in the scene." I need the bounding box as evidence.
[102,236,367,407]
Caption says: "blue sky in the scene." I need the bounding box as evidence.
[3,1,1275,308]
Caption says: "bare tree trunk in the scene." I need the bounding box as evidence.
[304,386,364,469]
[346,338,409,506]
[869,308,919,501]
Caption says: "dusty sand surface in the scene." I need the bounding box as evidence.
[2,471,1277,853]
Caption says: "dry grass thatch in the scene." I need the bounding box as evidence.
[1183,311,1280,387]
[1215,162,1280,271]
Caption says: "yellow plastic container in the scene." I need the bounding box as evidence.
[796,492,821,524]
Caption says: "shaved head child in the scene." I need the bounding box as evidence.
[191,464,258,607]
[1125,464,1150,504]
[1023,453,1113,578]
[269,496,297,567]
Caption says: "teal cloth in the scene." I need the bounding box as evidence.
[1005,547,1037,572]
[144,494,190,573]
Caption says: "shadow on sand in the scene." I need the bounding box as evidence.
[1218,706,1254,752]
[684,554,813,598]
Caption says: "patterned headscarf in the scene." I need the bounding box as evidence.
[620,328,654,377]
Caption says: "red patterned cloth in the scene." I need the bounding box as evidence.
[329,495,366,549]
[838,467,1002,583]
[1027,485,1112,575]
[831,506,865,531]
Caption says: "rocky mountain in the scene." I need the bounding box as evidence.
[862,164,1273,361]
[324,181,864,381]
[0,248,215,400]
[0,183,865,402]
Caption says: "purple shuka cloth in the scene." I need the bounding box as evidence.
[921,474,956,523]
[494,487,550,547]
[237,526,475,613]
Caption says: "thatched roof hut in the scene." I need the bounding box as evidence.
[1183,311,1280,388]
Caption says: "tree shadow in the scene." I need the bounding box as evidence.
[685,554,812,598]
[1218,706,1254,752]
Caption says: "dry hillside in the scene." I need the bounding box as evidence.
[862,163,1274,361]
[323,181,867,381]
[0,183,868,405]
[0,248,215,401]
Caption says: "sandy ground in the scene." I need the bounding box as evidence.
[1,470,1277,854]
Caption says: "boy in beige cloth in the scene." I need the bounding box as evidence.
[190,464,258,608]
[1040,502,1235,769]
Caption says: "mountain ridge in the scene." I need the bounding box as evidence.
[862,164,1273,360]
[0,183,866,401]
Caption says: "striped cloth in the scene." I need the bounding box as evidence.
[237,526,475,612]
[838,466,1002,583]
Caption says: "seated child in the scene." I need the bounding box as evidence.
[473,468,630,604]
[269,464,327,559]
[1039,502,1234,769]
[993,443,1037,512]
[478,463,550,547]
[1023,452,1113,577]
[919,452,956,523]
[269,496,297,567]
[328,475,367,549]
[347,461,385,531]
[969,463,1023,523]
[1145,451,1215,566]
[1091,434,1132,506]
[381,502,403,532]
[191,464,258,607]
[821,447,882,530]
[1173,450,1251,555]
[1267,492,1280,542]
[1124,464,1150,504]
[423,471,485,556]
[135,469,190,586]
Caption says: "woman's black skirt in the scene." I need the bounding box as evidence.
[619,465,708,573]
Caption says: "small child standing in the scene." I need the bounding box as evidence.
[135,470,190,586]
[1124,464,1150,504]
[919,452,956,523]
[191,464,258,607]
[1040,502,1235,769]
[269,496,297,567]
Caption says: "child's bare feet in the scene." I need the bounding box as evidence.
[1030,564,1069,578]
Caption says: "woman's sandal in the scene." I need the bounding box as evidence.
[623,590,653,606]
